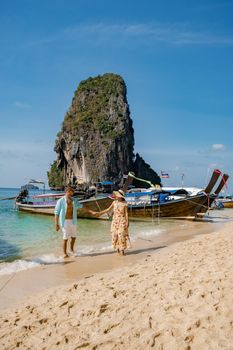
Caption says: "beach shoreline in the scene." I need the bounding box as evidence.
[0,217,222,312]
[0,217,233,349]
[1,220,233,349]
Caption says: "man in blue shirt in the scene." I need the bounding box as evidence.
[54,185,83,258]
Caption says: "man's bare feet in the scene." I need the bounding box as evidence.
[63,254,69,259]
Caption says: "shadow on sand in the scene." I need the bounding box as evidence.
[81,245,167,258]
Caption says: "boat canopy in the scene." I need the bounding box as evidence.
[100,181,113,185]
[162,187,203,196]
[29,179,45,184]
[28,179,45,193]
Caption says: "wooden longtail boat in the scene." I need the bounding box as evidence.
[124,170,229,219]
[15,180,113,219]
[15,194,113,219]
[127,192,215,218]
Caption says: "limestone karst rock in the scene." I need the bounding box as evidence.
[48,73,161,189]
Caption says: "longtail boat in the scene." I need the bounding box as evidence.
[124,169,229,219]
[15,192,113,219]
[15,180,113,219]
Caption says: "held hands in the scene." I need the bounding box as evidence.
[89,210,101,217]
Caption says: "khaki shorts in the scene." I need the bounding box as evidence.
[62,220,77,240]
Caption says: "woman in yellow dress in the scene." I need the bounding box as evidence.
[90,190,131,255]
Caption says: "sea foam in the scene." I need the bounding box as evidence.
[0,254,64,276]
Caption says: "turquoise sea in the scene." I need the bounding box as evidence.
[0,187,230,276]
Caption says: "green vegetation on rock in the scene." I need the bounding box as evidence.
[47,161,64,189]
[62,73,126,139]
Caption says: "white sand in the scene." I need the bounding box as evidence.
[0,222,233,349]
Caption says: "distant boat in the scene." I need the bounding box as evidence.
[211,199,224,210]
[217,196,233,208]
[90,181,114,194]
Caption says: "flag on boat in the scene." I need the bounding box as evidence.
[161,171,169,179]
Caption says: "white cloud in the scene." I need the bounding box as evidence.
[63,22,233,47]
[0,141,55,163]
[22,22,233,50]
[0,141,51,153]
[14,101,31,109]
[0,141,56,187]
[212,144,225,151]
[139,147,199,157]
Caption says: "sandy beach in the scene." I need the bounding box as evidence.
[0,220,233,349]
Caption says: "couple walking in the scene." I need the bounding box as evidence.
[54,186,131,258]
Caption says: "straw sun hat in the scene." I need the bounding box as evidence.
[113,189,125,198]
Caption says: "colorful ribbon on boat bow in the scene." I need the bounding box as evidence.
[128,172,161,189]
[213,169,228,189]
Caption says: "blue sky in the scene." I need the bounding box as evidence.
[0,0,233,192]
